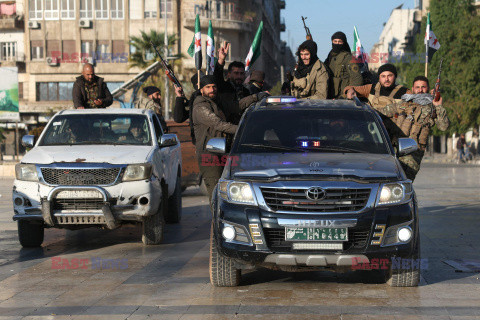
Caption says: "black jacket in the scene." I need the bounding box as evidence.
[72,75,113,109]
[213,62,250,101]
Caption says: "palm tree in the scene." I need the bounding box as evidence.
[128,30,181,69]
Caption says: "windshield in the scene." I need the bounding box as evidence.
[40,114,152,146]
[234,109,389,154]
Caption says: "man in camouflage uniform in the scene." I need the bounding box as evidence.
[378,76,449,181]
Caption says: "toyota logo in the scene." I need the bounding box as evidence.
[305,187,326,201]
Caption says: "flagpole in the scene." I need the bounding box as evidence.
[198,70,201,90]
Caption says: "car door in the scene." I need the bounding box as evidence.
[151,114,173,194]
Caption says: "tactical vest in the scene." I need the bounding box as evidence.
[368,83,402,109]
[393,101,434,150]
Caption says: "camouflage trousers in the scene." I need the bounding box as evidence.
[399,150,425,181]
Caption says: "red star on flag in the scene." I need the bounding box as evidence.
[246,59,250,67]
[195,38,201,47]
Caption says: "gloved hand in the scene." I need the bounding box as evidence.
[256,91,270,101]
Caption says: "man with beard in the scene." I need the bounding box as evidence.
[214,42,250,101]
[324,31,363,98]
[378,75,449,181]
[73,63,113,109]
[291,40,329,99]
[245,70,265,95]
[344,63,409,108]
[192,75,268,200]
[142,86,168,132]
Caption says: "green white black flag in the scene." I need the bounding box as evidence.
[188,14,202,70]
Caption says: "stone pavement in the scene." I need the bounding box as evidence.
[0,163,479,319]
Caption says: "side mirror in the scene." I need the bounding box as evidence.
[159,134,178,147]
[206,138,226,154]
[397,138,418,156]
[21,135,35,148]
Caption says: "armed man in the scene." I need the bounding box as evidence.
[324,31,363,98]
[378,75,449,181]
[192,75,268,201]
[345,63,409,108]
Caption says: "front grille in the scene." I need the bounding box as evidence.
[263,227,371,252]
[55,215,106,224]
[41,168,121,185]
[261,188,371,213]
[52,198,115,211]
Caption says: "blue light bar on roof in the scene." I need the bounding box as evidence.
[266,97,297,104]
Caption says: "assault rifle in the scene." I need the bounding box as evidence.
[301,16,312,41]
[150,41,182,89]
[432,58,443,102]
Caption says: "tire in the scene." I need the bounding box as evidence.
[386,238,420,287]
[209,224,241,287]
[142,189,166,245]
[18,220,44,248]
[166,174,182,224]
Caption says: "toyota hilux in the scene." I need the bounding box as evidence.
[13,109,182,247]
[207,97,421,287]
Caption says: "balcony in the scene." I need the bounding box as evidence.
[279,1,286,9]
[0,15,23,30]
[183,11,254,32]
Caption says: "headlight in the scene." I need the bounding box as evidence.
[377,183,408,205]
[122,164,153,181]
[15,164,38,181]
[219,180,256,205]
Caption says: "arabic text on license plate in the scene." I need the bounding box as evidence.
[285,227,348,241]
[56,190,103,199]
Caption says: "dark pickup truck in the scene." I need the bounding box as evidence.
[207,97,421,287]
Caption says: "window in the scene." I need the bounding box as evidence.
[62,40,76,62]
[129,0,141,19]
[80,0,93,18]
[110,0,123,19]
[96,40,109,57]
[44,0,60,20]
[29,0,43,20]
[61,0,75,19]
[112,40,125,62]
[46,40,61,59]
[0,42,16,61]
[152,115,163,140]
[159,0,172,18]
[31,41,44,60]
[106,82,123,93]
[36,82,74,101]
[95,0,108,19]
[18,82,24,100]
[81,40,93,57]
[144,0,156,18]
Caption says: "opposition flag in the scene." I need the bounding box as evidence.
[245,21,263,73]
[188,14,202,70]
[206,20,215,75]
[353,26,368,72]
[425,13,440,63]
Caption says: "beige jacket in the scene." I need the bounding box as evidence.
[291,60,329,99]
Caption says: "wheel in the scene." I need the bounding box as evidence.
[18,220,44,247]
[386,238,420,287]
[166,174,182,224]
[209,224,241,287]
[142,189,166,245]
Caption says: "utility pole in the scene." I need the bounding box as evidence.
[164,0,170,120]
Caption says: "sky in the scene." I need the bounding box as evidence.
[282,0,414,60]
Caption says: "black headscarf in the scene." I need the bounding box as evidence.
[325,31,352,65]
[294,40,319,79]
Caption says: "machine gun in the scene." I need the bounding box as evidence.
[150,41,182,89]
[301,16,312,41]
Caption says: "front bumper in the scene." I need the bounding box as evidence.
[12,177,162,228]
[213,198,418,268]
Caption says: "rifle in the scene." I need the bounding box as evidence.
[150,41,183,89]
[432,58,443,102]
[301,16,312,41]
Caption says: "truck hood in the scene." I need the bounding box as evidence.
[22,145,153,165]
[229,153,401,181]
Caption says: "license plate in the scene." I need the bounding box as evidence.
[56,190,103,199]
[285,227,348,241]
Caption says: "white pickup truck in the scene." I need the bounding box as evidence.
[12,109,182,246]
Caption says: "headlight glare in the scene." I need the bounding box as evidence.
[123,164,152,181]
[378,183,405,205]
[228,182,256,205]
[15,164,39,181]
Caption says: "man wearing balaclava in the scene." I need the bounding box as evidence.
[324,31,363,98]
[290,40,329,99]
